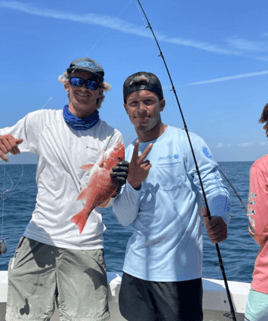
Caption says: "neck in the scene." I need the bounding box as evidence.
[136,123,167,142]
[68,102,96,119]
[63,104,99,130]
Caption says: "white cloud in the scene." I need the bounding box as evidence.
[0,1,241,56]
[238,142,254,147]
[259,142,266,146]
[0,1,148,38]
[2,1,268,62]
[215,143,231,148]
[189,69,268,86]
[226,37,268,52]
[216,143,224,148]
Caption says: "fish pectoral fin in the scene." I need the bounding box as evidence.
[80,164,94,172]
[76,188,87,201]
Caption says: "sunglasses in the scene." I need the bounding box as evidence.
[69,77,100,90]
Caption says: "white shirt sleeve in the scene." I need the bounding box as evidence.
[0,110,50,159]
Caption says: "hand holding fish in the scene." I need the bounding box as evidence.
[110,160,129,197]
[0,134,23,162]
[202,207,227,244]
[110,160,129,186]
[128,140,153,190]
[71,142,125,234]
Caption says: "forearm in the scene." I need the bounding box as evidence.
[0,116,35,155]
[112,182,141,226]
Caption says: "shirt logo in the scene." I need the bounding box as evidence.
[157,154,179,166]
[203,147,212,159]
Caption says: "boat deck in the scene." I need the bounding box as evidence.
[0,271,250,320]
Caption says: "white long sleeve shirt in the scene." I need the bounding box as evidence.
[113,126,231,282]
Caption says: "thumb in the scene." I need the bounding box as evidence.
[16,138,23,144]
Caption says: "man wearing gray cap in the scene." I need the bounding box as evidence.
[113,71,231,321]
[0,57,128,321]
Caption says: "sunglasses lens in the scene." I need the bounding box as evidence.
[69,78,99,90]
[85,80,99,90]
[70,77,84,87]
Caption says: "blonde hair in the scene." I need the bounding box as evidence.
[58,71,111,109]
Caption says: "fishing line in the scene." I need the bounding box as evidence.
[136,1,237,320]
[41,97,53,110]
[0,164,24,254]
[218,168,247,211]
[83,0,134,56]
[0,94,51,254]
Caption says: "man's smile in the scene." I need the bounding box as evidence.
[77,92,91,97]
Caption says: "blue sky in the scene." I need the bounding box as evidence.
[0,0,268,163]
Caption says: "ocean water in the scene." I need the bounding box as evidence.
[0,162,259,283]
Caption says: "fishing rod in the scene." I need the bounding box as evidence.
[136,1,237,320]
[218,168,247,211]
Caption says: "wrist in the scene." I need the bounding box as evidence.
[127,179,141,190]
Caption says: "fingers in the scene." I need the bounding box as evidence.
[110,172,128,185]
[128,140,153,189]
[204,216,227,244]
[131,140,140,162]
[111,161,129,185]
[0,151,9,162]
[208,229,227,244]
[131,140,153,164]
[0,135,23,160]
[139,159,152,171]
[116,160,129,167]
[139,143,153,163]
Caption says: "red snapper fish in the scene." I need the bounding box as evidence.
[71,142,125,234]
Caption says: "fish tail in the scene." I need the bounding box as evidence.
[70,209,89,234]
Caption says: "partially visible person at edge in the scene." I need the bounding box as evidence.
[244,103,268,321]
[0,57,128,321]
[112,71,231,321]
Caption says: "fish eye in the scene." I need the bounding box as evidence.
[118,157,122,160]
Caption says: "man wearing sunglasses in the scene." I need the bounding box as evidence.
[0,57,128,321]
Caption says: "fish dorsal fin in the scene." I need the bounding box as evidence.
[76,188,87,201]
[80,164,94,172]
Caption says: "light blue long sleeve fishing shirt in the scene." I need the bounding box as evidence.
[113,126,231,282]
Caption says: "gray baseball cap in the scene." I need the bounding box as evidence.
[67,57,104,82]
